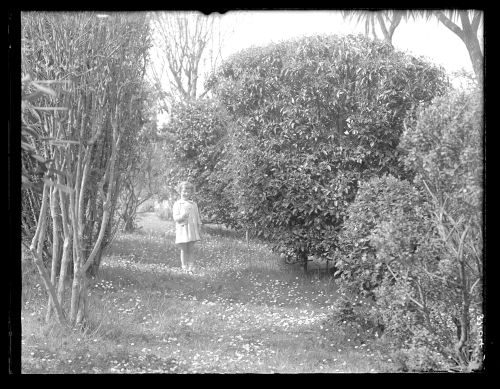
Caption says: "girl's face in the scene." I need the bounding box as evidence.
[180,185,194,200]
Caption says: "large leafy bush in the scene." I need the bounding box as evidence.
[336,175,455,370]
[206,34,447,260]
[400,87,483,370]
[335,87,483,371]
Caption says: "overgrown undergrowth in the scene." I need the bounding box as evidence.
[22,212,399,373]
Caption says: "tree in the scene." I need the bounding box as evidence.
[136,11,233,226]
[206,34,448,268]
[433,10,483,85]
[342,10,403,45]
[149,11,229,103]
[22,11,151,326]
[342,10,484,83]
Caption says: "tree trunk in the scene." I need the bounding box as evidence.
[57,186,72,305]
[436,11,483,85]
[76,276,88,325]
[30,183,66,325]
[299,251,308,273]
[46,186,61,323]
[455,259,471,366]
[464,36,483,85]
[69,157,85,324]
[69,268,82,325]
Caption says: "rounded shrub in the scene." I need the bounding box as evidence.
[206,34,448,261]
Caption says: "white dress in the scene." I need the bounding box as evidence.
[172,199,202,244]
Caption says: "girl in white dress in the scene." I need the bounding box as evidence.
[172,181,202,272]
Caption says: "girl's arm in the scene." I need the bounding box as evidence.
[172,202,186,223]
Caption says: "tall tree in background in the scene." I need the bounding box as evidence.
[343,10,403,45]
[342,10,484,84]
[433,10,483,85]
[143,11,233,217]
[149,11,230,103]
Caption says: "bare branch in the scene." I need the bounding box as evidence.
[152,11,227,101]
[385,261,425,310]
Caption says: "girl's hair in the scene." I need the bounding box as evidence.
[178,181,195,193]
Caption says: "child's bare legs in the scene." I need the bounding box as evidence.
[179,242,195,271]
[186,242,196,270]
[179,243,188,269]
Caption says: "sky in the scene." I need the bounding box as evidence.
[151,10,482,125]
[219,11,477,74]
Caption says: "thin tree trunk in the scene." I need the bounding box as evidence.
[46,186,61,323]
[70,258,82,325]
[57,183,72,305]
[456,258,470,366]
[81,129,120,275]
[69,133,92,324]
[70,120,120,324]
[69,167,84,324]
[76,276,87,325]
[30,183,66,324]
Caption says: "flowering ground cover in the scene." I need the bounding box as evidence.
[21,212,397,373]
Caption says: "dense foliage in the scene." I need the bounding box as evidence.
[21,12,152,324]
[21,12,151,257]
[334,87,483,371]
[160,98,233,224]
[204,34,447,260]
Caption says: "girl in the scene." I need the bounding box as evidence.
[172,181,202,272]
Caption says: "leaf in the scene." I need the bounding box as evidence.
[32,154,47,164]
[21,141,36,152]
[47,139,81,146]
[32,106,69,111]
[31,81,57,98]
[46,166,69,178]
[22,125,40,139]
[43,179,74,194]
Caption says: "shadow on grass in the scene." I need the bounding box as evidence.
[96,253,336,312]
[202,224,247,240]
[99,213,337,311]
[107,233,178,266]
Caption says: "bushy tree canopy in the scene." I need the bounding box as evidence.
[205,34,448,259]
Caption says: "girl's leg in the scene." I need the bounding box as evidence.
[186,242,195,270]
[179,243,188,269]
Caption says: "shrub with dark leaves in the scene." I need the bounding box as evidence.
[206,34,447,261]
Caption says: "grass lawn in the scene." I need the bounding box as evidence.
[21,212,397,374]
